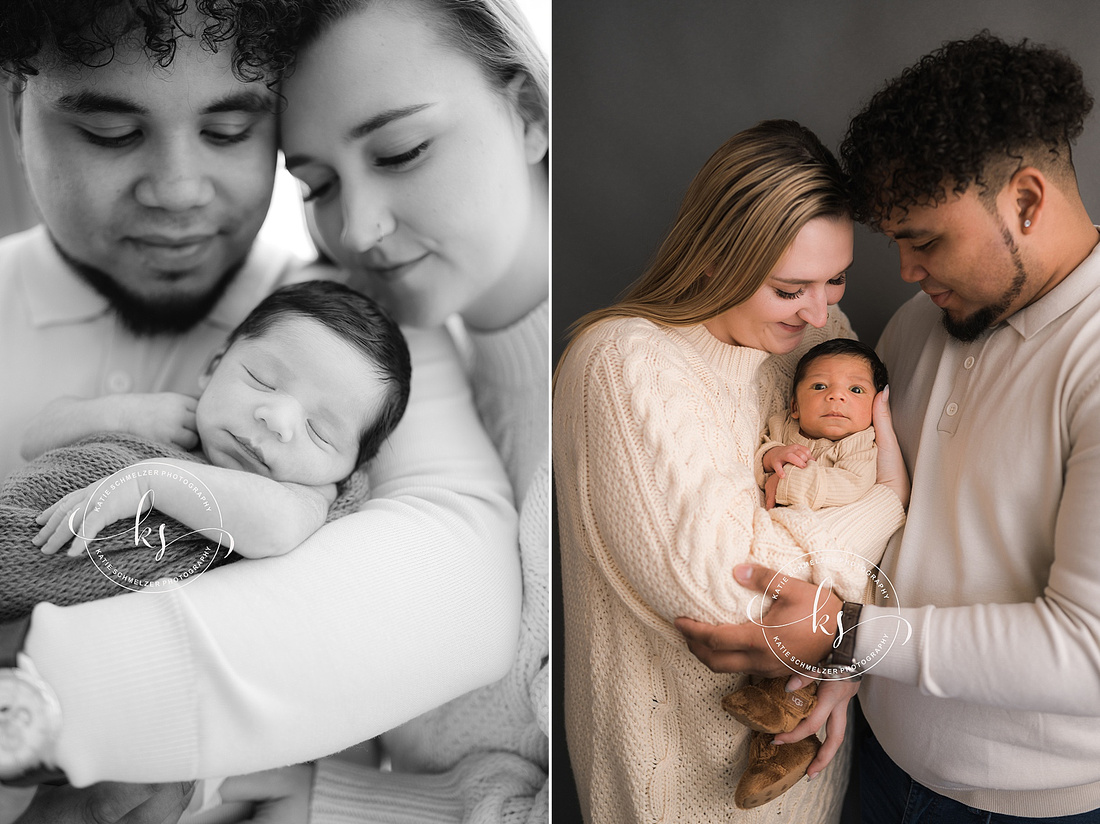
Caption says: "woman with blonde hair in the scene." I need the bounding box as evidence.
[554,120,907,822]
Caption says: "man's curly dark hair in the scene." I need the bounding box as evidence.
[0,0,305,90]
[840,31,1094,228]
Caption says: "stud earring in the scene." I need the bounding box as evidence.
[1024,219,1032,228]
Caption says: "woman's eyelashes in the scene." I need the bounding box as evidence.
[774,274,847,300]
[376,140,430,169]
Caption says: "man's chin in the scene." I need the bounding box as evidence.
[53,239,246,336]
[941,306,997,342]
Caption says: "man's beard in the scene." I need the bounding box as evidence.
[941,223,1027,343]
[52,237,246,336]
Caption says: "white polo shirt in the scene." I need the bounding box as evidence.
[0,225,298,481]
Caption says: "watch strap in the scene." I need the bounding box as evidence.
[0,616,33,669]
[823,601,863,678]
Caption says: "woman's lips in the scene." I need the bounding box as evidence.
[363,253,430,283]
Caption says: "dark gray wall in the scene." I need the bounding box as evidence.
[550,5,1100,816]
[551,0,1100,358]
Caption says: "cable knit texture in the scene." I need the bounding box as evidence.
[554,307,904,823]
[310,302,549,824]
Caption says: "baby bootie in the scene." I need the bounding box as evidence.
[722,676,818,733]
[734,730,820,809]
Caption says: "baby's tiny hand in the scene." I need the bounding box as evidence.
[762,444,813,478]
[113,393,199,451]
[764,473,780,509]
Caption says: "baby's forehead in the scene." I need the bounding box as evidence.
[798,354,874,381]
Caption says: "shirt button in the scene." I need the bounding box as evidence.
[963,356,975,369]
[946,402,959,416]
[106,371,132,393]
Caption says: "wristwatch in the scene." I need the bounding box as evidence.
[0,616,65,785]
[822,601,863,679]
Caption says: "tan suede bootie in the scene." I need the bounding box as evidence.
[734,730,820,809]
[722,676,818,734]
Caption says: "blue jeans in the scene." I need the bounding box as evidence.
[860,731,1100,824]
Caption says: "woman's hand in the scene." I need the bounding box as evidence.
[218,765,314,824]
[15,781,195,824]
[773,677,861,780]
[873,387,909,509]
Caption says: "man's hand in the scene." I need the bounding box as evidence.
[675,563,842,678]
[773,678,861,779]
[15,781,195,824]
[112,394,199,452]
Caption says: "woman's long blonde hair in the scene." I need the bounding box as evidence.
[563,120,850,356]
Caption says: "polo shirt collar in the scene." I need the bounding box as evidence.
[1006,228,1100,340]
[18,225,291,334]
[19,227,110,327]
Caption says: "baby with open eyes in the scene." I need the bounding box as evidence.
[724,337,893,809]
[755,337,887,513]
[30,279,411,560]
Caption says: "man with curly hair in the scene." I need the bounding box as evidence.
[0,2,519,822]
[677,31,1100,823]
[840,32,1100,822]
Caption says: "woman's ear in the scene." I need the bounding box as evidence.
[506,73,548,164]
[198,350,224,391]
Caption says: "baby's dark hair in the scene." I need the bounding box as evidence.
[792,338,888,396]
[841,31,1093,228]
[226,280,411,468]
[0,0,302,91]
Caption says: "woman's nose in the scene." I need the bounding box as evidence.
[134,137,216,211]
[798,293,829,328]
[255,403,294,443]
[339,186,394,253]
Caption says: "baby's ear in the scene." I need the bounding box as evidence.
[790,397,800,420]
[199,350,225,391]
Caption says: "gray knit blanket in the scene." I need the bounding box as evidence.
[0,432,369,621]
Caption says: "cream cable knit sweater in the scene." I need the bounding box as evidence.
[311,302,550,824]
[554,309,904,823]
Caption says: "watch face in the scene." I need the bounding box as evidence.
[0,669,61,778]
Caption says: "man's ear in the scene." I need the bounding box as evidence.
[198,350,224,391]
[1008,166,1046,233]
[505,72,548,164]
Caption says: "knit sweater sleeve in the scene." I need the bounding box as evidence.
[26,326,521,786]
[775,427,878,510]
[561,319,903,627]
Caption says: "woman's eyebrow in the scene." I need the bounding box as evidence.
[285,103,435,170]
[347,103,433,140]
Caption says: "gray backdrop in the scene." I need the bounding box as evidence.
[550,3,1100,816]
[551,0,1100,357]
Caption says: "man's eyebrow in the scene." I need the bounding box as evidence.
[55,91,146,116]
[285,103,434,170]
[889,228,927,241]
[53,89,276,117]
[203,91,279,115]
